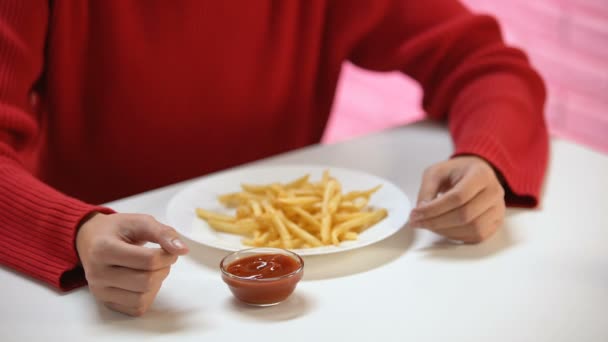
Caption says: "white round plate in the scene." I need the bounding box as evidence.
[166,165,410,256]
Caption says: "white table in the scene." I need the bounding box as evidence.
[1,122,607,342]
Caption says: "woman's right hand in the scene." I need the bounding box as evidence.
[76,213,189,316]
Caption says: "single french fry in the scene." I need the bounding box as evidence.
[218,192,262,207]
[289,188,318,197]
[320,214,332,244]
[285,174,310,189]
[241,183,270,194]
[195,208,237,222]
[343,185,382,201]
[276,196,319,206]
[321,169,330,187]
[333,212,367,224]
[216,193,241,207]
[242,238,257,246]
[322,179,337,214]
[328,192,342,214]
[207,219,254,235]
[337,201,359,211]
[235,218,260,231]
[343,232,358,240]
[300,202,322,214]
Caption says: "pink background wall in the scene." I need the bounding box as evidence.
[323,0,608,154]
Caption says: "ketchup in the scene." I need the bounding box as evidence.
[221,253,303,306]
[226,254,300,279]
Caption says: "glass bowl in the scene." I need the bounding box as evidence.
[220,247,304,306]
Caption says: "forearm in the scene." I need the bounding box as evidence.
[0,157,114,290]
[448,71,549,207]
[340,0,549,205]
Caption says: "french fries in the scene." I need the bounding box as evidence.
[195,170,387,249]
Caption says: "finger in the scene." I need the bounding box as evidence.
[94,285,160,313]
[119,214,189,255]
[412,168,485,221]
[441,220,502,244]
[412,186,501,231]
[99,239,178,270]
[416,164,448,206]
[105,302,146,317]
[97,265,171,292]
[430,206,504,243]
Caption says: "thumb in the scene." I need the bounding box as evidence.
[121,214,189,255]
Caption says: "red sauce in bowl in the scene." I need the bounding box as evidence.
[221,250,304,306]
[226,254,300,279]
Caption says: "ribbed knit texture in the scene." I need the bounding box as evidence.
[0,158,114,290]
[448,71,548,206]
[1,0,548,290]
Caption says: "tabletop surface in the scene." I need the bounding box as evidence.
[1,122,607,342]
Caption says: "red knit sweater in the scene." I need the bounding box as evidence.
[0,0,548,290]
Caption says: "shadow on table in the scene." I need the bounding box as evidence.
[94,295,198,334]
[416,220,518,260]
[227,292,314,321]
[302,225,414,280]
[184,224,415,281]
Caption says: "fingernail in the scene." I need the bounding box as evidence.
[171,238,186,249]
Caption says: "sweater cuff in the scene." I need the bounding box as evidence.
[452,133,545,208]
[0,157,115,291]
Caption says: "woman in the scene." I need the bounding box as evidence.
[0,0,548,316]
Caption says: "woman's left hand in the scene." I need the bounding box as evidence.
[409,156,506,243]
